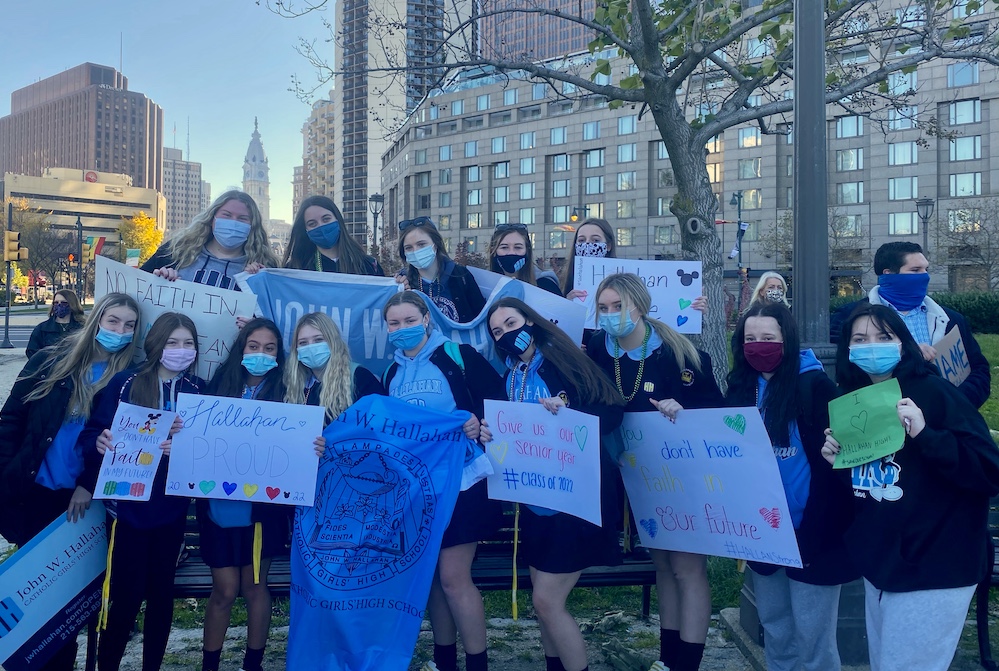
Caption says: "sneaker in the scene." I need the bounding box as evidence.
[420,663,440,671]
[648,662,669,671]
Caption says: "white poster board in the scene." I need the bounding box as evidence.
[93,402,177,502]
[482,400,602,525]
[934,327,972,387]
[95,256,258,379]
[574,258,703,334]
[619,409,802,567]
[167,393,325,506]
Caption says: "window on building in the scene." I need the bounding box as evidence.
[416,172,431,188]
[583,121,601,140]
[658,169,674,187]
[439,145,451,161]
[617,143,637,162]
[888,106,917,131]
[618,115,637,135]
[616,227,635,246]
[520,132,536,150]
[552,206,570,223]
[834,214,863,237]
[439,168,452,184]
[888,212,918,235]
[562,81,577,95]
[836,148,863,172]
[494,210,509,225]
[954,0,984,17]
[467,166,481,182]
[492,137,506,153]
[494,186,510,203]
[950,136,981,161]
[743,188,762,209]
[950,172,982,196]
[550,230,568,248]
[706,163,722,183]
[705,135,723,153]
[532,83,547,100]
[477,94,490,111]
[520,157,535,175]
[836,116,863,138]
[552,154,571,172]
[466,214,481,229]
[520,207,536,225]
[585,176,604,195]
[494,161,510,179]
[551,127,568,145]
[439,192,451,208]
[888,176,917,200]
[438,214,450,229]
[888,142,917,165]
[503,89,517,105]
[658,142,669,160]
[738,158,762,179]
[552,179,571,198]
[617,171,637,191]
[785,155,793,176]
[655,225,678,244]
[617,199,636,218]
[465,141,478,157]
[586,149,605,168]
[738,127,762,148]
[887,71,917,95]
[949,99,981,125]
[745,37,771,58]
[451,100,464,115]
[520,182,536,200]
[467,189,482,206]
[948,62,979,87]
[414,149,427,165]
[585,203,605,218]
[417,194,432,210]
[837,182,864,204]
[948,208,982,231]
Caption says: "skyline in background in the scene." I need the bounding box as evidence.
[1,0,333,224]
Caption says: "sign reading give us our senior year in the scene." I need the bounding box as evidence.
[619,409,802,568]
[167,393,325,506]
[482,400,602,525]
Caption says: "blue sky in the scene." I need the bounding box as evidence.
[2,0,333,222]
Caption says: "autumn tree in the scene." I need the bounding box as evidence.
[119,211,163,264]
[0,198,71,305]
[273,0,999,385]
[933,199,999,291]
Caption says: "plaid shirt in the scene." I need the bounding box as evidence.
[888,301,932,345]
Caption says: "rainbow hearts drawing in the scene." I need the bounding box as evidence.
[759,507,782,529]
[574,425,588,451]
[639,518,659,539]
[199,480,216,495]
[266,486,281,500]
[243,484,259,498]
[676,315,689,327]
[222,481,237,496]
[723,414,747,435]
[490,441,509,464]
[678,298,692,310]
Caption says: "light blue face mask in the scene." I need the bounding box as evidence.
[95,326,133,353]
[599,310,636,338]
[388,324,427,350]
[213,218,251,249]
[297,342,332,369]
[849,342,902,376]
[406,245,437,270]
[242,353,278,377]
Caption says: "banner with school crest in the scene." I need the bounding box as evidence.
[287,395,466,670]
[238,267,586,376]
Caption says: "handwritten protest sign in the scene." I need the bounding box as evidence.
[93,403,177,502]
[482,400,601,525]
[96,256,258,379]
[574,258,703,334]
[619,409,802,567]
[167,393,324,506]
[934,328,972,387]
[0,504,107,671]
[829,378,905,469]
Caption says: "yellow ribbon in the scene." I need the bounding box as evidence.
[252,522,263,584]
[511,504,520,621]
[97,519,117,632]
[622,495,632,553]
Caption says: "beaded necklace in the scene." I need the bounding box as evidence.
[507,349,538,402]
[613,323,651,402]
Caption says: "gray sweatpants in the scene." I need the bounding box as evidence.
[752,568,842,671]
[864,578,976,671]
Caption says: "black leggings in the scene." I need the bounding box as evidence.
[97,516,185,671]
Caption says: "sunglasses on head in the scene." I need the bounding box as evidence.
[495,223,528,233]
[398,216,437,231]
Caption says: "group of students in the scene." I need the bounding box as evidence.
[0,187,994,671]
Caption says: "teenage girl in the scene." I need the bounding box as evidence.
[381,291,505,671]
[283,195,384,275]
[486,297,624,671]
[0,292,139,671]
[25,288,86,357]
[199,318,325,671]
[486,223,561,295]
[397,217,485,323]
[727,302,856,671]
[587,273,722,671]
[80,312,204,671]
[561,218,616,301]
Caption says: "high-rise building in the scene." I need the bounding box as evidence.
[163,147,205,234]
[293,165,306,217]
[478,0,593,62]
[242,118,270,222]
[302,98,335,201]
[201,180,213,212]
[0,63,164,192]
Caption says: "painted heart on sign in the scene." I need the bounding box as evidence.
[179,410,188,418]
[639,518,659,539]
[723,414,747,435]
[222,481,237,496]
[759,507,782,529]
[298,421,307,427]
[490,441,509,464]
[676,315,689,327]
[199,480,216,495]
[574,425,588,451]
[678,298,692,310]
[266,486,281,500]
[850,410,869,433]
[244,484,259,497]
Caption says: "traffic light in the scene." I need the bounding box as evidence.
[3,232,27,262]
[82,243,94,264]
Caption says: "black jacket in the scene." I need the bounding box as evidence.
[26,317,83,358]
[383,343,505,418]
[843,371,999,592]
[830,297,990,408]
[306,366,386,423]
[728,368,859,585]
[413,260,485,323]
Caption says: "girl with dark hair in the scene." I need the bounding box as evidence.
[727,302,856,671]
[587,273,722,671]
[486,297,623,671]
[199,318,324,671]
[283,195,384,275]
[561,218,616,300]
[397,217,485,322]
[487,224,561,295]
[381,291,504,671]
[822,304,999,671]
[0,292,139,671]
[79,312,204,671]
[26,289,86,357]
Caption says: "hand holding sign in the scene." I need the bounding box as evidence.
[828,378,905,469]
[933,328,972,387]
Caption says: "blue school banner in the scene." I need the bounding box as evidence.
[287,395,466,670]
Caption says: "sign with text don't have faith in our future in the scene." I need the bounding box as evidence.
[167,393,325,506]
[618,409,802,568]
[93,402,177,502]
[96,256,258,380]
[482,400,602,525]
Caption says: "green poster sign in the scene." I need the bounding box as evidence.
[829,378,906,469]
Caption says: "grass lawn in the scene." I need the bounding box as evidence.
[976,333,999,431]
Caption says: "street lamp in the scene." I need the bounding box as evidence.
[368,193,385,249]
[915,197,935,252]
[729,191,750,312]
[569,206,587,223]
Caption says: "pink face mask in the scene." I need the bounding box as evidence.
[160,347,197,373]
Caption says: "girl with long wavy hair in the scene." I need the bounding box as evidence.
[560,217,616,300]
[284,195,384,275]
[486,224,561,295]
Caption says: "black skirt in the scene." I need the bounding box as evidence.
[441,479,503,548]
[196,500,288,569]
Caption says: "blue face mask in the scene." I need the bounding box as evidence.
[388,323,428,351]
[877,273,930,311]
[242,353,278,377]
[297,342,332,369]
[849,342,902,376]
[307,222,341,250]
[599,310,636,338]
[213,218,251,250]
[406,245,437,270]
[95,326,133,353]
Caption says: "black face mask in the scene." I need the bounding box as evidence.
[495,324,533,357]
[496,254,527,274]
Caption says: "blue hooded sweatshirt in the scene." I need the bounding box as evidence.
[757,349,824,529]
[388,329,457,413]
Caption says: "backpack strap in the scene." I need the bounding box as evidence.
[444,340,465,373]
[381,361,398,387]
